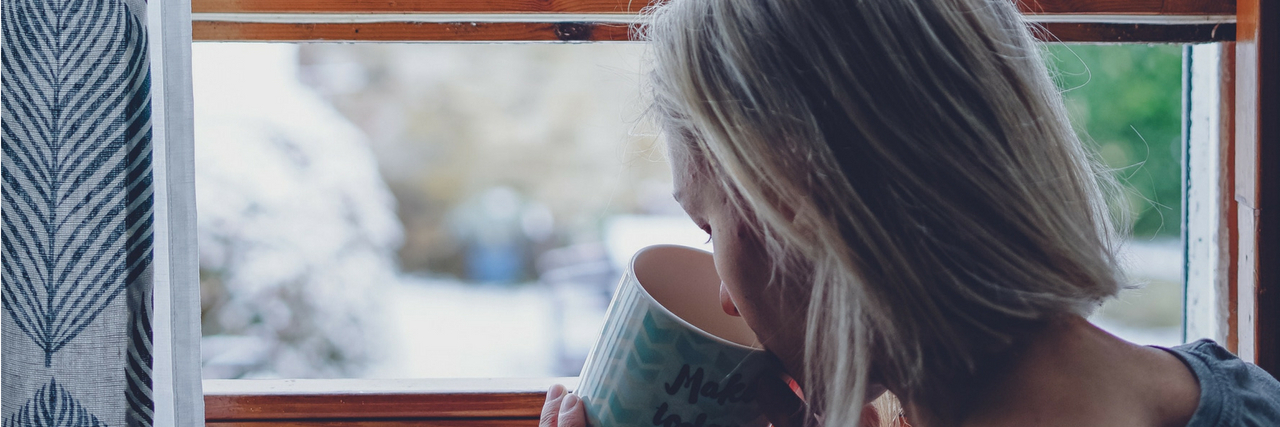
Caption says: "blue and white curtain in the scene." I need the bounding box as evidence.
[2,0,156,425]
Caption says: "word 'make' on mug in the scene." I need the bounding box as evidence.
[576,245,779,427]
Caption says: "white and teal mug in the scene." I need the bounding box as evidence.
[576,245,779,427]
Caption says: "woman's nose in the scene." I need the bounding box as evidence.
[720,282,741,316]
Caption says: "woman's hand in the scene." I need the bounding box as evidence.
[756,375,889,427]
[540,384,588,427]
[757,374,818,427]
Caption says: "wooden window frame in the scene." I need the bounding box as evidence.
[195,0,1278,425]
[1232,0,1277,374]
[204,378,577,426]
[189,0,1237,42]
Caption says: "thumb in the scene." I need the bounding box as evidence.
[757,374,816,427]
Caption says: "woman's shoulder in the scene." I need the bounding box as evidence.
[1161,339,1280,427]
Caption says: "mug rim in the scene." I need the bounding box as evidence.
[629,244,765,352]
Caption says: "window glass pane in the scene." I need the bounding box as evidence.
[194,43,692,379]
[1046,44,1185,347]
[193,42,1186,379]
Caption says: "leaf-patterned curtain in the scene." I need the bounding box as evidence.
[2,0,156,425]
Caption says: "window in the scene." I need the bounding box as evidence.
[1046,43,1186,347]
[192,0,1279,425]
[194,42,686,380]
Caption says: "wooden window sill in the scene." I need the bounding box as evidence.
[205,377,578,426]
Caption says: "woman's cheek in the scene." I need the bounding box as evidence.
[710,239,751,317]
[720,225,809,377]
[711,233,768,334]
[720,282,741,316]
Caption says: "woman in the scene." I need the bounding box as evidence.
[542,0,1280,426]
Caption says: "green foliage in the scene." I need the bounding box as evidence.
[1043,44,1183,237]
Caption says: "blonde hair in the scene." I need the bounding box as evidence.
[643,0,1123,425]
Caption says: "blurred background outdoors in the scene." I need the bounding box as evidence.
[193,42,1185,379]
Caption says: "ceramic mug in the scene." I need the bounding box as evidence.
[576,245,778,427]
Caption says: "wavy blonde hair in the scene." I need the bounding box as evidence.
[642,0,1123,425]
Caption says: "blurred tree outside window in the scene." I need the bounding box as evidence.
[1047,44,1184,238]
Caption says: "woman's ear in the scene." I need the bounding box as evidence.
[774,196,808,225]
[779,201,799,223]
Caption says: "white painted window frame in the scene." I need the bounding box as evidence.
[1184,43,1233,345]
[148,0,205,425]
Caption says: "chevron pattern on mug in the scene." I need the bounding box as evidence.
[577,245,778,427]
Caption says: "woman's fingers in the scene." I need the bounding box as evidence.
[757,374,814,427]
[557,392,588,427]
[540,384,567,427]
[540,385,588,427]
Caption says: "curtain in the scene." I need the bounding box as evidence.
[2,0,156,425]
